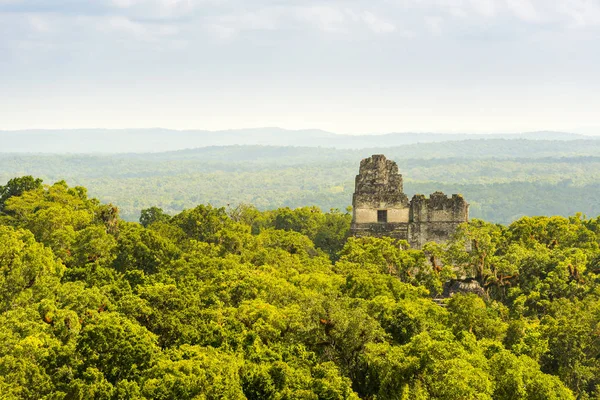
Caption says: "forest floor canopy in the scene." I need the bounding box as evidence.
[2,139,600,223]
[1,175,600,399]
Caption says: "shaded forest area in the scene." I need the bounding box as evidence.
[1,176,600,399]
[2,139,600,223]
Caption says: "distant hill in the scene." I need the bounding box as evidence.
[0,128,596,153]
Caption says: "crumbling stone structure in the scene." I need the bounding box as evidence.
[351,154,469,249]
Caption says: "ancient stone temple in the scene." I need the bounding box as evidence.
[350,154,469,249]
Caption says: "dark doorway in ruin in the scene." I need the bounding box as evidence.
[377,210,388,223]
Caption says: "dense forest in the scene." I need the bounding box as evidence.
[1,176,600,399]
[2,140,600,223]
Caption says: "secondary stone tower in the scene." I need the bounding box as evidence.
[351,154,469,248]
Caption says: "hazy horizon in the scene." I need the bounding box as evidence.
[1,126,599,136]
[2,127,599,154]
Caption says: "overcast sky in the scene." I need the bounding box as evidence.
[1,0,599,134]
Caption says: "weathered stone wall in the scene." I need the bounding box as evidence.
[350,155,469,249]
[352,154,409,225]
[408,192,469,248]
[351,222,409,241]
[353,207,409,224]
[410,192,468,223]
[354,154,405,195]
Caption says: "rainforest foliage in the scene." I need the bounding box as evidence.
[2,143,600,224]
[1,177,600,399]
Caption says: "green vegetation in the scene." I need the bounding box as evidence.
[1,177,600,399]
[2,141,600,223]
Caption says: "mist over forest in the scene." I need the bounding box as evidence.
[2,131,600,224]
[1,128,597,153]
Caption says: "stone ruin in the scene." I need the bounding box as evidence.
[350,154,469,249]
[442,278,488,299]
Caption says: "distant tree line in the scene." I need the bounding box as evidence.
[2,147,600,224]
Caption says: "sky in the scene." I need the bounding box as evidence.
[1,0,599,134]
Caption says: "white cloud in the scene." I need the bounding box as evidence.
[108,0,198,19]
[205,22,237,39]
[202,5,400,38]
[79,14,180,43]
[396,0,597,26]
[106,16,147,37]
[2,0,600,56]
[556,0,600,27]
[468,0,497,17]
[293,7,399,35]
[425,15,444,34]
[111,0,138,7]
[294,5,348,33]
[111,0,193,8]
[505,0,539,22]
[27,14,52,32]
[205,8,281,39]
[362,11,396,34]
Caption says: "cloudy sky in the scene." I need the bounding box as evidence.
[1,0,599,134]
